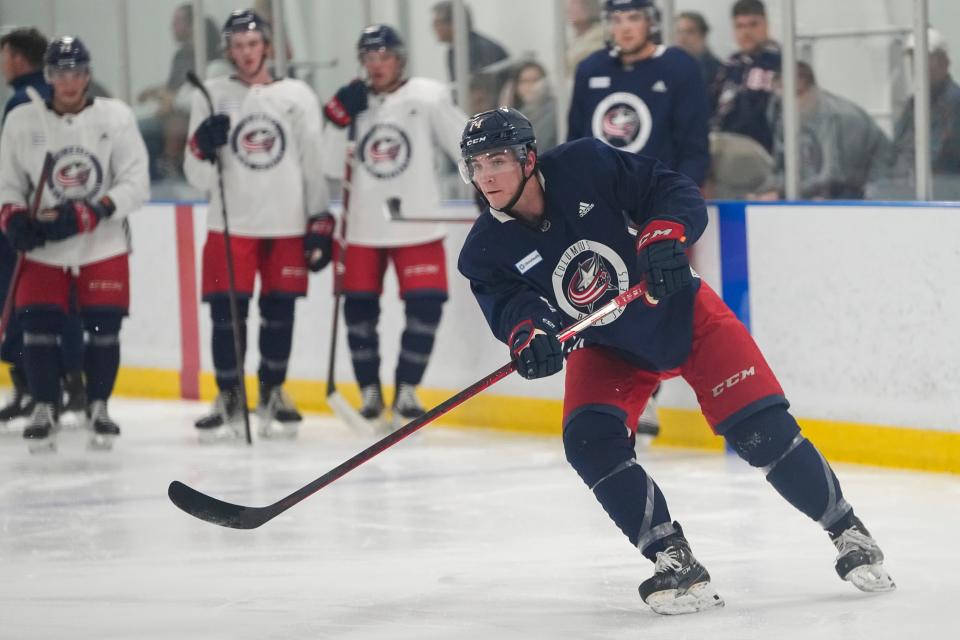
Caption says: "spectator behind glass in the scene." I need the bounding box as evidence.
[565,0,604,79]
[431,0,509,111]
[753,61,892,200]
[674,11,723,110]
[137,3,222,180]
[712,0,781,152]
[501,61,558,150]
[891,29,960,182]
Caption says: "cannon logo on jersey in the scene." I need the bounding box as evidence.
[552,240,629,325]
[359,124,411,179]
[590,92,652,154]
[47,146,103,200]
[230,113,286,170]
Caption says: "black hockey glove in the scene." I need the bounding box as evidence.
[304,212,335,272]
[323,79,368,128]
[189,114,230,162]
[0,205,45,251]
[509,319,564,380]
[35,197,114,242]
[635,218,691,300]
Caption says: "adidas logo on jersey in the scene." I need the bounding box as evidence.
[652,80,667,93]
[578,202,595,217]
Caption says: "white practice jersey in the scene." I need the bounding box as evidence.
[320,77,467,248]
[184,76,328,237]
[0,98,149,268]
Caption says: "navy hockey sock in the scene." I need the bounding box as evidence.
[82,311,123,402]
[344,296,381,388]
[395,296,444,386]
[209,298,249,391]
[724,406,852,529]
[61,312,85,373]
[18,308,66,404]
[564,409,676,559]
[257,295,295,388]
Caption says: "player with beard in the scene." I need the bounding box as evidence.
[0,36,149,452]
[184,9,331,441]
[457,108,894,614]
[321,25,467,432]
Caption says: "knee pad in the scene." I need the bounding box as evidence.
[259,295,295,323]
[562,409,635,487]
[344,296,380,326]
[209,297,249,324]
[724,405,802,469]
[81,310,123,337]
[404,296,444,326]
[17,307,66,334]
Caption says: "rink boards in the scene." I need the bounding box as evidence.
[4,199,955,473]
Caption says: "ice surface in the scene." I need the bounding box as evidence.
[1,397,957,639]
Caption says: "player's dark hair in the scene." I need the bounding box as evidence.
[0,28,49,69]
[732,0,766,18]
[677,11,710,37]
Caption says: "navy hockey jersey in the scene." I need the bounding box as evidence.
[567,45,710,187]
[457,138,707,372]
[712,41,782,152]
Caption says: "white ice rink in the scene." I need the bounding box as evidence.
[1,397,958,640]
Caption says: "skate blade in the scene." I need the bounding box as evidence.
[645,582,725,615]
[27,438,57,454]
[197,424,244,444]
[257,420,298,440]
[845,563,896,593]
[88,433,118,451]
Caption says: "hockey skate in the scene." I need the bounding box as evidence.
[390,383,426,432]
[87,400,120,450]
[639,524,724,615]
[0,367,35,432]
[23,402,59,454]
[830,515,895,592]
[358,384,386,432]
[256,385,300,440]
[195,389,245,442]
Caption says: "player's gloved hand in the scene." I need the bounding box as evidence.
[189,114,230,162]
[636,218,691,300]
[304,212,335,272]
[509,319,564,380]
[36,197,114,242]
[323,79,368,128]
[0,204,45,251]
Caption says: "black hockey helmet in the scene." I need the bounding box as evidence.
[222,8,272,48]
[603,0,661,39]
[44,36,91,77]
[459,108,538,212]
[357,24,407,63]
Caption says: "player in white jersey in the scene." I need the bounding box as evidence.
[0,36,149,452]
[184,9,332,441]
[321,25,468,430]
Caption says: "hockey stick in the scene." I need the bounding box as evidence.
[168,281,649,529]
[324,123,376,435]
[185,71,252,445]
[384,197,476,224]
[0,87,56,341]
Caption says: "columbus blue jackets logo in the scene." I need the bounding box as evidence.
[591,92,652,154]
[553,240,629,325]
[359,124,411,179]
[231,113,286,170]
[48,146,103,200]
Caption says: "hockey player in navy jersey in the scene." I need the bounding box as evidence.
[457,108,894,614]
[567,0,709,187]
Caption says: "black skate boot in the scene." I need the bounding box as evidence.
[0,366,35,426]
[390,383,425,432]
[358,384,385,431]
[61,369,86,414]
[256,384,300,439]
[23,402,59,453]
[829,515,895,592]
[87,400,120,450]
[194,388,244,442]
[639,524,724,615]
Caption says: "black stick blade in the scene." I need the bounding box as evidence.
[168,480,270,530]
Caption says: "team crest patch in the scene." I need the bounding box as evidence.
[48,146,103,200]
[591,91,653,154]
[552,240,629,325]
[230,113,286,170]
[359,123,412,179]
